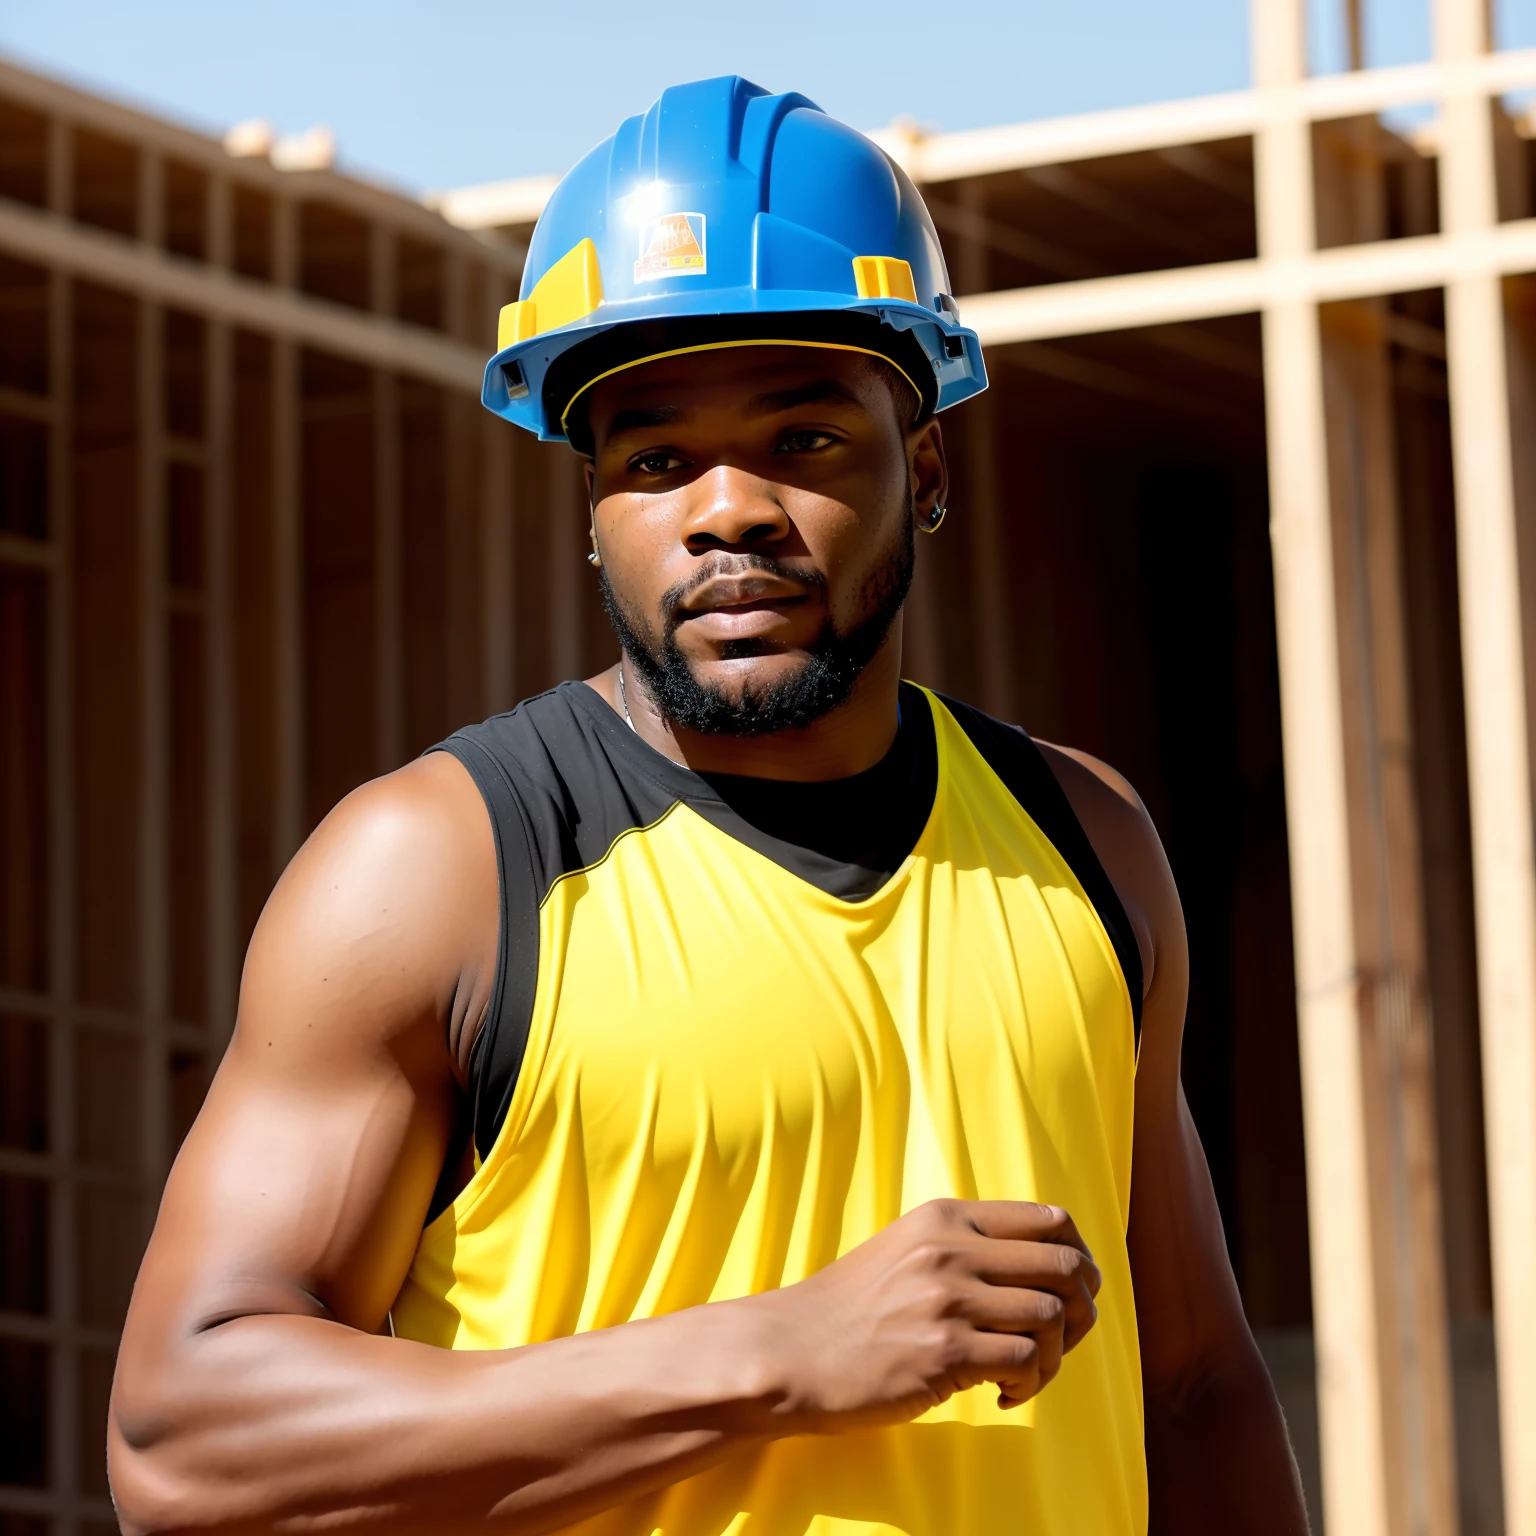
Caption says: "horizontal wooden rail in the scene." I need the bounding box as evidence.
[0,199,487,391]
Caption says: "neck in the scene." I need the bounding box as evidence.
[592,619,904,782]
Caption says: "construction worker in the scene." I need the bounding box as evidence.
[111,78,1309,1535]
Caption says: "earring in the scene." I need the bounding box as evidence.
[918,503,947,534]
[587,528,602,568]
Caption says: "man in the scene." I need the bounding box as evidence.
[111,77,1309,1535]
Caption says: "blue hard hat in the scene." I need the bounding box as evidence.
[483,75,988,447]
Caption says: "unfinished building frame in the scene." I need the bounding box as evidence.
[4,0,1536,1532]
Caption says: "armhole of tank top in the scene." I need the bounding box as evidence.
[427,738,542,1159]
[935,695,1144,1051]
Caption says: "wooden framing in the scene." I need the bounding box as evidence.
[480,271,516,714]
[1251,12,1394,1531]
[954,180,1011,719]
[4,13,1536,1531]
[1434,4,1536,1534]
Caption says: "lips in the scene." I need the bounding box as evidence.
[673,572,814,640]
[679,574,808,613]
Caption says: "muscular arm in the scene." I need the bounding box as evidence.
[110,755,1099,1536]
[1041,743,1310,1535]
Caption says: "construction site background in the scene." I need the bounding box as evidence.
[3,2,1536,1533]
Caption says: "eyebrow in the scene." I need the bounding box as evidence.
[601,375,863,443]
[744,378,864,419]
[603,403,683,439]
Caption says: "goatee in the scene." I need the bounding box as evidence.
[598,509,914,737]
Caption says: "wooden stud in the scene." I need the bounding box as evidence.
[956,179,1011,718]
[443,257,483,729]
[138,149,163,251]
[271,198,304,864]
[368,225,403,770]
[137,292,170,1199]
[1252,4,1391,1532]
[481,273,516,714]
[1435,2,1536,1531]
[372,367,403,772]
[204,305,238,1052]
[1318,298,1459,1536]
[45,242,82,1534]
[0,199,489,394]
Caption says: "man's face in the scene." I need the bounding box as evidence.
[585,345,945,735]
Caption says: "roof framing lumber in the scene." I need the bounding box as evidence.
[958,217,1536,347]
[0,197,486,391]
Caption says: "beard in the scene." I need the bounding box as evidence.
[598,503,914,737]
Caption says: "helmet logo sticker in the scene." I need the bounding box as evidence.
[635,213,707,282]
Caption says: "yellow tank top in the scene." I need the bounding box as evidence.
[394,682,1146,1535]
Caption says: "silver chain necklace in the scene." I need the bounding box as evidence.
[615,659,638,733]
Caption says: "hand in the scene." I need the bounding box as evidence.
[754,1199,1101,1432]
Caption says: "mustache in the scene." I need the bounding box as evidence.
[659,554,827,635]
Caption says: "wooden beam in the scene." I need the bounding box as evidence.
[481,419,516,713]
[271,200,304,864]
[1318,299,1458,1536]
[956,180,1011,719]
[0,199,486,394]
[372,369,402,772]
[0,57,524,270]
[1435,2,1536,1533]
[956,216,1536,349]
[137,293,170,1197]
[44,248,82,1527]
[204,310,238,1053]
[1253,4,1390,1531]
[435,50,1536,223]
[480,275,516,714]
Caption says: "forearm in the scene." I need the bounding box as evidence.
[111,1301,784,1536]
[1144,1338,1310,1536]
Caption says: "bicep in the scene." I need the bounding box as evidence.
[122,760,491,1363]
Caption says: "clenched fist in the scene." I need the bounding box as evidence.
[751,1199,1101,1433]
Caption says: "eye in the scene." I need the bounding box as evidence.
[627,448,690,475]
[775,429,838,454]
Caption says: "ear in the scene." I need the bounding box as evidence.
[909,418,947,530]
[583,460,596,506]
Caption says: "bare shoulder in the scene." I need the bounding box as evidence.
[1032,740,1186,1009]
[239,750,498,1083]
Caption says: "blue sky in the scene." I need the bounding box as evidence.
[3,2,1535,194]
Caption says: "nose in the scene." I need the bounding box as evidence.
[681,465,790,551]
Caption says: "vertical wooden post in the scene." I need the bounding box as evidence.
[137,286,170,1196]
[45,110,80,1528]
[205,175,238,1052]
[1319,300,1459,1536]
[271,198,304,863]
[371,227,402,773]
[443,257,483,728]
[481,274,516,714]
[1435,2,1536,1531]
[955,180,1011,718]
[1252,5,1390,1532]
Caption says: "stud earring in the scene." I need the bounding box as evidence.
[918,503,947,534]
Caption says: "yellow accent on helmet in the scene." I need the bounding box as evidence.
[497,238,605,350]
[852,256,918,304]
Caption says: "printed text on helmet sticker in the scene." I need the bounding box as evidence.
[635,214,707,282]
